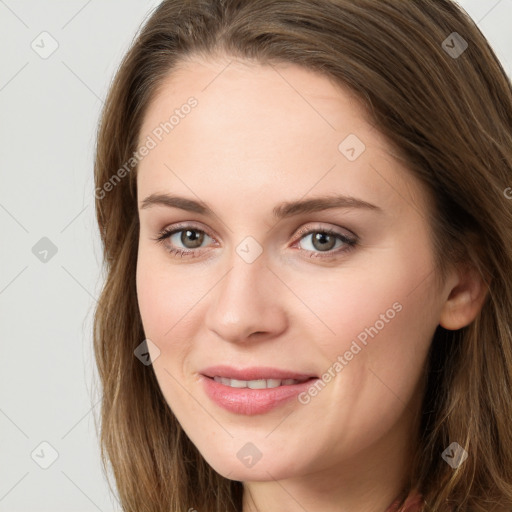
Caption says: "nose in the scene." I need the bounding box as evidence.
[204,253,288,343]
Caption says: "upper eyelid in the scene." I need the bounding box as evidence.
[160,222,217,240]
[294,223,356,240]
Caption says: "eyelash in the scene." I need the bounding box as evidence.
[152,223,358,260]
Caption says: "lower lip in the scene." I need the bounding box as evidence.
[200,375,319,415]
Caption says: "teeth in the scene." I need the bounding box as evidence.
[213,376,305,388]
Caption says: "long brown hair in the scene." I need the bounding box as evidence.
[93,1,512,510]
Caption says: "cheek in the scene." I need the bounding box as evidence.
[135,250,199,402]
[136,260,168,340]
[135,246,218,404]
[319,269,436,355]
[283,264,437,464]
[323,273,436,422]
[285,254,435,350]
[136,247,202,340]
[292,281,434,422]
[291,237,438,404]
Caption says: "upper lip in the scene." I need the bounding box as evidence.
[200,365,317,381]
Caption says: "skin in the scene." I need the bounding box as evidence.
[135,55,487,512]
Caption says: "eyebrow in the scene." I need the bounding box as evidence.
[140,193,382,219]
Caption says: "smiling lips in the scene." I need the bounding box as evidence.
[200,364,317,381]
[200,365,319,415]
[212,376,308,388]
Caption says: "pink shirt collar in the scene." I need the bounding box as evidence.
[384,490,424,512]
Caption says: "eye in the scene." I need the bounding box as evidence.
[292,226,357,259]
[152,224,358,259]
[152,224,214,258]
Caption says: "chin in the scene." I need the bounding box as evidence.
[204,447,301,482]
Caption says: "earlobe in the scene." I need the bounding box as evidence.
[439,265,488,331]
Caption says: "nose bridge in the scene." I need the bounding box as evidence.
[204,248,286,342]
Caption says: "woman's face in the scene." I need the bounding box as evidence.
[135,56,452,483]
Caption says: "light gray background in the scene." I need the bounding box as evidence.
[0,1,511,510]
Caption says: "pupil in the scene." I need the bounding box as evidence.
[313,232,335,251]
[182,230,204,248]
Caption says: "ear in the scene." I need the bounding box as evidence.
[439,263,488,330]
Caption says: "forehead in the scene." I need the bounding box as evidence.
[136,56,426,217]
[139,55,374,145]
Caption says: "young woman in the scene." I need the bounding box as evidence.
[93,1,512,510]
